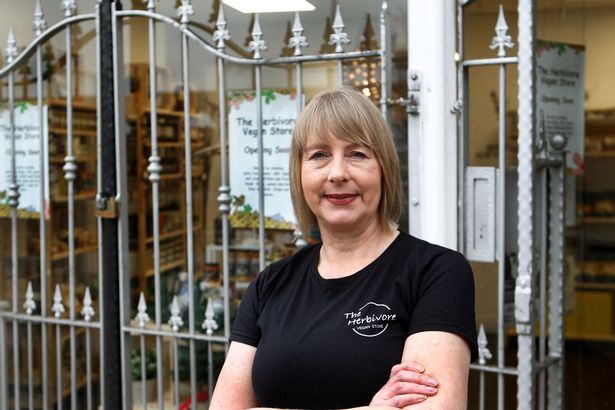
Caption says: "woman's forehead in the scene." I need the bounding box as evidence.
[304,131,368,148]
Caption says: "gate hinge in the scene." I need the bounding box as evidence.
[95,195,119,219]
[407,69,421,115]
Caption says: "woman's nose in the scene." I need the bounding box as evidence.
[327,156,349,182]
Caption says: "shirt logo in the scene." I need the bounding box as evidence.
[344,302,397,337]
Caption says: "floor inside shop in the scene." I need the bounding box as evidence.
[468,339,615,409]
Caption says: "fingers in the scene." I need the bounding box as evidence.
[390,362,425,375]
[390,381,438,396]
[388,393,429,408]
[392,369,438,387]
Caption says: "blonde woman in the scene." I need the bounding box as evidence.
[211,88,477,409]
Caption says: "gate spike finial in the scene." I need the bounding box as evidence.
[213,4,231,50]
[52,285,65,318]
[61,0,77,18]
[489,5,513,57]
[201,297,219,336]
[248,14,268,59]
[329,5,350,53]
[33,0,47,37]
[143,0,158,12]
[293,227,308,248]
[135,292,150,328]
[24,281,36,315]
[177,0,194,25]
[288,12,308,56]
[168,296,184,332]
[5,27,18,63]
[477,324,493,365]
[81,287,95,321]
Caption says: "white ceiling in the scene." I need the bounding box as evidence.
[467,0,615,13]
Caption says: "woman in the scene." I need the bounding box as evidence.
[211,87,478,409]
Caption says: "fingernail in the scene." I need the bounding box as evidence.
[428,377,439,386]
[418,395,427,401]
[412,363,425,372]
[426,386,438,394]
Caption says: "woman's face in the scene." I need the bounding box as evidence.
[301,135,382,235]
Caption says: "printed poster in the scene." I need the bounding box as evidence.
[0,102,49,219]
[536,40,585,172]
[228,90,298,230]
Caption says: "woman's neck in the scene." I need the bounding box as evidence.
[317,224,399,279]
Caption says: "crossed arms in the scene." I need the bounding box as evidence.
[210,330,471,410]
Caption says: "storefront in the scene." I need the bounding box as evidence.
[0,0,613,409]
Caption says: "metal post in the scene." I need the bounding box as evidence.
[34,2,50,406]
[95,3,106,409]
[214,3,232,357]
[547,135,566,410]
[180,10,198,406]
[0,316,7,410]
[379,0,391,119]
[538,167,548,410]
[145,1,164,408]
[62,16,79,410]
[99,1,123,409]
[516,0,537,408]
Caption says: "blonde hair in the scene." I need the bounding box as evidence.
[290,87,402,235]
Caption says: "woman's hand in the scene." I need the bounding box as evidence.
[369,362,439,408]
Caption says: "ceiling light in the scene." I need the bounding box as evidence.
[222,0,315,13]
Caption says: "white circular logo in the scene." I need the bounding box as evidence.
[344,302,397,338]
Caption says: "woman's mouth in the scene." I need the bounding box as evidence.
[325,194,358,205]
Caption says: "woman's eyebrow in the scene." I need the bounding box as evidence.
[304,143,329,151]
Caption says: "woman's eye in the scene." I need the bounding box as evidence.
[349,151,367,158]
[310,151,328,160]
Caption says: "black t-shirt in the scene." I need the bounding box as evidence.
[230,232,478,409]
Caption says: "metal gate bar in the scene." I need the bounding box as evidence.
[547,150,565,410]
[460,2,567,410]
[6,25,21,410]
[35,2,50,408]
[180,4,198,407]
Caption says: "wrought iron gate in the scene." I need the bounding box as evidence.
[457,1,567,410]
[0,0,567,409]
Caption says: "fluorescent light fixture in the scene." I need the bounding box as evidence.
[222,0,315,13]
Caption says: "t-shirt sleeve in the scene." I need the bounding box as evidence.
[229,274,262,347]
[407,249,479,362]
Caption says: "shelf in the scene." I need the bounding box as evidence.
[577,217,615,224]
[50,155,97,163]
[585,151,615,158]
[143,140,205,148]
[49,127,97,137]
[51,245,98,262]
[145,225,202,244]
[160,172,183,180]
[52,192,96,203]
[48,98,96,111]
[145,259,184,277]
[52,372,99,403]
[576,282,615,291]
[564,333,615,343]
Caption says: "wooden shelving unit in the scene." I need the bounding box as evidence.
[566,108,615,342]
[128,63,209,296]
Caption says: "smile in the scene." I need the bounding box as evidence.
[325,194,358,205]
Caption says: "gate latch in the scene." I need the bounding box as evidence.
[95,195,119,219]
